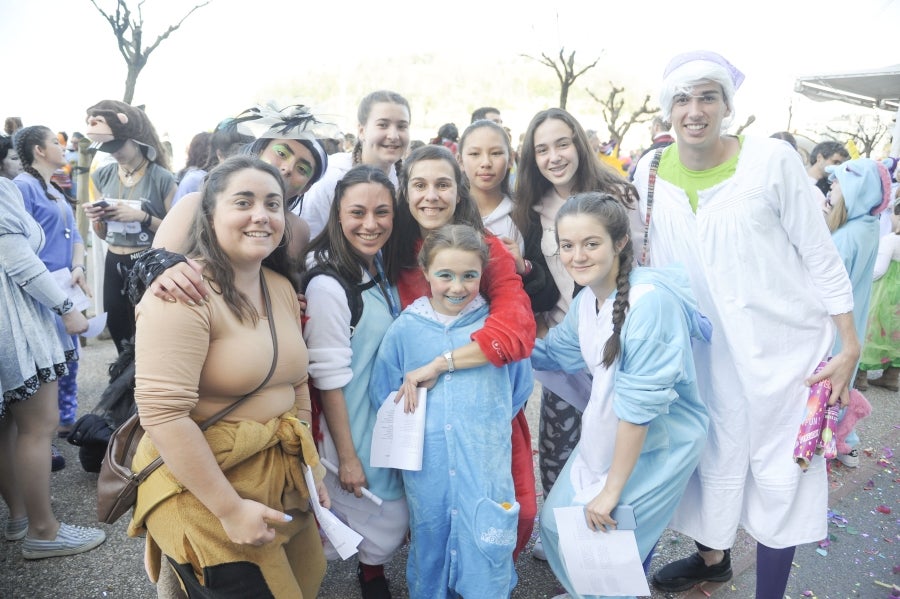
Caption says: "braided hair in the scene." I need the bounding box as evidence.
[15,125,72,204]
[556,191,634,368]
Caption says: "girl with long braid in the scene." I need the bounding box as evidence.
[532,193,709,599]
[13,126,91,438]
[513,108,638,560]
[300,90,410,239]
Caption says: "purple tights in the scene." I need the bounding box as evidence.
[755,542,795,598]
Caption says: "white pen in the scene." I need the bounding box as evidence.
[320,458,384,506]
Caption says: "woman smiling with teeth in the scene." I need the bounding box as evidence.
[302,165,407,598]
[393,144,535,395]
[513,107,639,562]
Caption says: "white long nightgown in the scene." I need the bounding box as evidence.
[632,136,854,548]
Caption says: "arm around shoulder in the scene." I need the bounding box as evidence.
[474,236,537,365]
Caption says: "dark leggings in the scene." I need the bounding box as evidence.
[756,543,795,598]
[696,541,795,598]
[103,249,147,354]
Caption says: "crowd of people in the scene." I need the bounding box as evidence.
[1,48,898,599]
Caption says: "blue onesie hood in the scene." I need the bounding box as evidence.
[825,158,892,220]
[632,265,713,344]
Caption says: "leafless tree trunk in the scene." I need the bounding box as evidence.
[586,85,658,149]
[522,48,600,110]
[89,0,210,104]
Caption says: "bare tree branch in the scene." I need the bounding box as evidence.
[144,2,210,57]
[522,47,600,109]
[89,0,211,103]
[825,114,890,157]
[586,85,659,147]
[735,115,756,136]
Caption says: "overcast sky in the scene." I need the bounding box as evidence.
[3,0,897,160]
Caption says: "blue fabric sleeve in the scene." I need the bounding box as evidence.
[509,359,535,414]
[531,292,587,372]
[614,287,689,425]
[369,319,409,411]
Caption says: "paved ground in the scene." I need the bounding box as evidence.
[2,335,898,598]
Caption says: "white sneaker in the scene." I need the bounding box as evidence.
[22,523,106,559]
[550,594,572,599]
[532,537,547,561]
[837,449,860,468]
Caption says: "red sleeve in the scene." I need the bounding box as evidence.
[475,236,536,365]
[397,265,431,308]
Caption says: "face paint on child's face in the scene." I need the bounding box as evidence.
[424,248,483,316]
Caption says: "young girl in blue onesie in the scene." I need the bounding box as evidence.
[534,192,710,599]
[370,224,533,599]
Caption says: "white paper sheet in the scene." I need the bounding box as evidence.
[303,464,362,560]
[82,313,108,338]
[50,268,92,312]
[554,505,651,596]
[104,199,143,234]
[369,389,426,471]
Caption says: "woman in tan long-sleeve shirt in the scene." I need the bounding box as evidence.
[128,156,329,598]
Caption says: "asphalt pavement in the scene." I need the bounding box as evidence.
[2,335,898,598]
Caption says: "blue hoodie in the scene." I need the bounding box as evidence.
[826,158,890,352]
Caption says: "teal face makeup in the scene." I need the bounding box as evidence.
[424,248,484,316]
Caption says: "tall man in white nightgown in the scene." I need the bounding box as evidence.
[631,51,859,599]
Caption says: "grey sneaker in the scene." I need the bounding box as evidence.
[22,523,106,559]
[4,517,27,541]
[837,448,860,468]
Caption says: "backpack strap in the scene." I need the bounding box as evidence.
[300,265,372,332]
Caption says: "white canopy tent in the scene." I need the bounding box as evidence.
[794,65,900,156]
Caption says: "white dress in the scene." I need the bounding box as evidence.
[632,136,854,548]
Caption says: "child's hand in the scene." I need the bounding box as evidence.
[396,378,420,413]
[395,356,443,412]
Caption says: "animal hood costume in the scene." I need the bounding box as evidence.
[85,100,168,169]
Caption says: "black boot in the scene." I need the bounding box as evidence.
[357,563,391,599]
